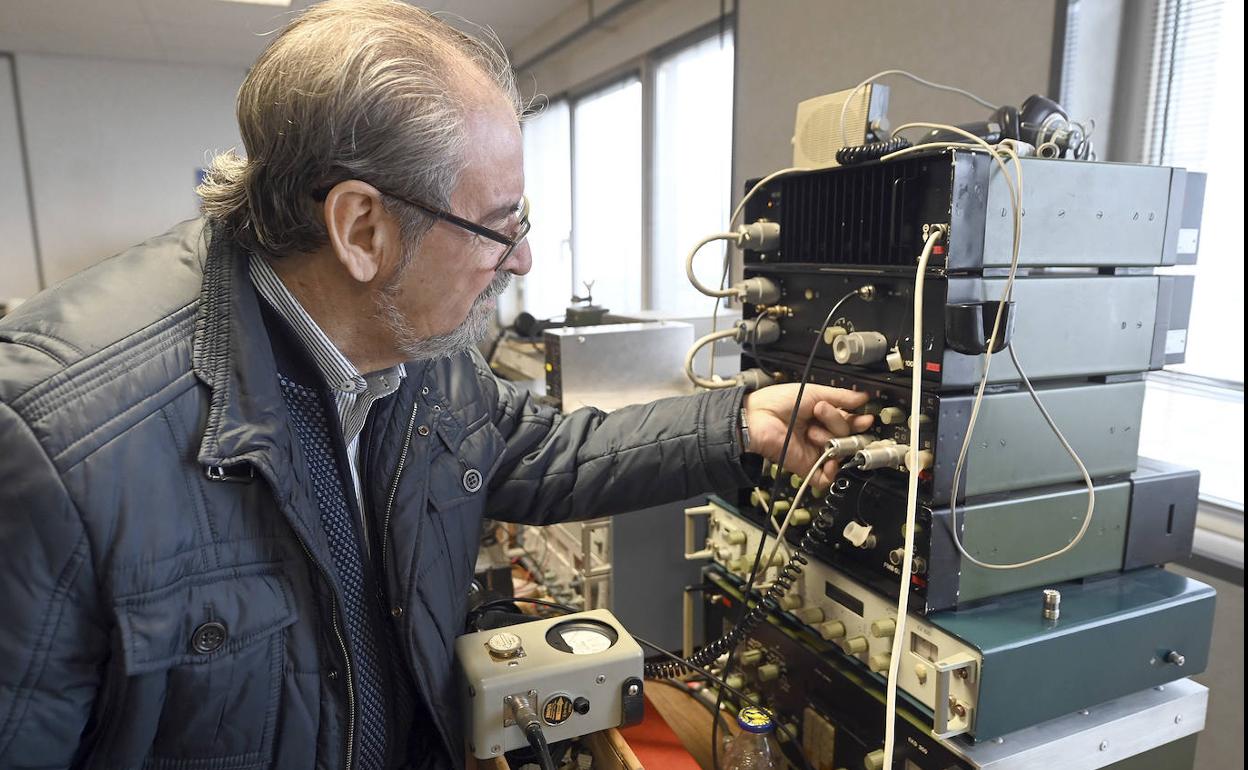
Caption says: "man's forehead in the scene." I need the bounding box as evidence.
[455,100,524,216]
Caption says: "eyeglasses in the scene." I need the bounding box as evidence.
[386,191,530,271]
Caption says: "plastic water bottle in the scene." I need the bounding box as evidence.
[723,706,781,769]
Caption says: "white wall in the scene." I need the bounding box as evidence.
[13,53,243,285]
[734,0,1059,198]
[512,0,733,98]
[0,55,39,299]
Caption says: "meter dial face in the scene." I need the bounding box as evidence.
[561,628,612,655]
[546,619,619,655]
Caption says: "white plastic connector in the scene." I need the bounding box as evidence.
[833,331,890,365]
[736,221,782,251]
[904,449,934,472]
[843,521,876,549]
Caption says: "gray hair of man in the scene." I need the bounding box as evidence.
[198,0,523,261]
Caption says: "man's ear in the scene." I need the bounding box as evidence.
[322,180,398,284]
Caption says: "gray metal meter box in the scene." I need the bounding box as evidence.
[455,609,644,760]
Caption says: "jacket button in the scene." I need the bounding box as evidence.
[417,425,430,437]
[327,669,339,680]
[191,621,228,654]
[421,386,430,396]
[391,606,404,618]
[462,469,482,493]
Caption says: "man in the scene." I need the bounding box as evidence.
[0,2,870,768]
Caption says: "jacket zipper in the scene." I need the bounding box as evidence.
[381,404,420,581]
[295,532,357,770]
[242,459,358,770]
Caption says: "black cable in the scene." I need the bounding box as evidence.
[466,596,575,632]
[523,722,557,770]
[506,691,558,770]
[708,288,863,770]
[701,288,865,669]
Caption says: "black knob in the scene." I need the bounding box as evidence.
[572,697,591,715]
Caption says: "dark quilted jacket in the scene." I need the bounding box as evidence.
[0,219,750,769]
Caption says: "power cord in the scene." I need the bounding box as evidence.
[703,286,872,770]
[880,225,944,765]
[837,69,999,147]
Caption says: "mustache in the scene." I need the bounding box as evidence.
[477,270,512,304]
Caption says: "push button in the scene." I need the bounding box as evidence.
[191,621,228,654]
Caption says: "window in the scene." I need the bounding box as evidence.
[1141,0,1243,384]
[1135,0,1244,512]
[652,33,736,315]
[504,100,572,323]
[1061,0,1244,522]
[573,78,644,314]
[514,28,735,320]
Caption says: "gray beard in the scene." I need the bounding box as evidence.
[375,269,511,361]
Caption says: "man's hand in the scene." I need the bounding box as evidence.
[742,384,874,490]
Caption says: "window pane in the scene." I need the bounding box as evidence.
[501,100,572,324]
[1134,0,1245,509]
[652,32,735,315]
[1145,0,1244,383]
[573,78,643,315]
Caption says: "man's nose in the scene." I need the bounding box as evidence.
[503,240,532,276]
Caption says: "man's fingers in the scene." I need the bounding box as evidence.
[812,400,855,437]
[806,424,835,447]
[849,414,876,433]
[814,458,840,490]
[802,384,871,412]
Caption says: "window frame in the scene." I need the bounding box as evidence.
[531,20,735,312]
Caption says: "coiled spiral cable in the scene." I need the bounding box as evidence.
[835,137,913,165]
[643,504,839,679]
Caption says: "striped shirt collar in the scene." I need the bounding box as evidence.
[248,255,405,396]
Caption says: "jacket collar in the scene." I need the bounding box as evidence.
[192,223,290,471]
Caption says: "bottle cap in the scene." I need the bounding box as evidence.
[736,706,775,734]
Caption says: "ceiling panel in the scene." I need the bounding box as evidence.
[0,0,583,66]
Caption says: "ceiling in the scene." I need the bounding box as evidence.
[0,0,580,68]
